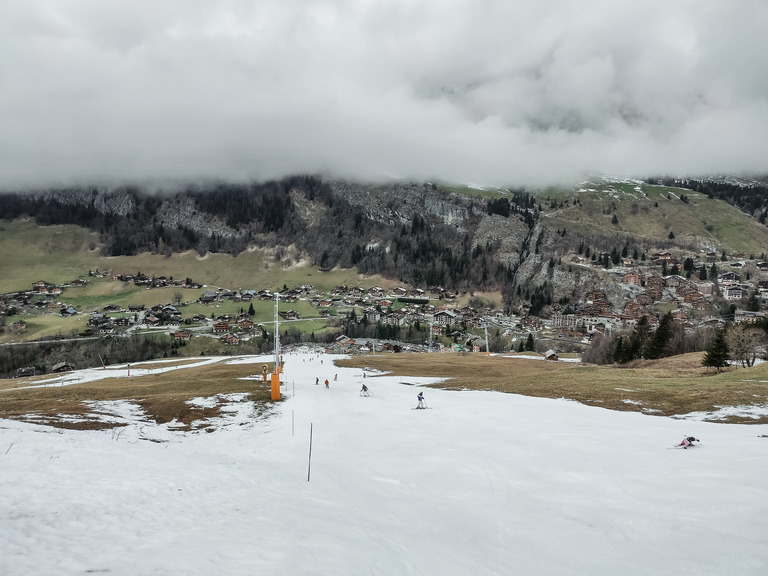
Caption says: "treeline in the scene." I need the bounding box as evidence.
[582,313,768,366]
[486,189,537,227]
[0,335,180,379]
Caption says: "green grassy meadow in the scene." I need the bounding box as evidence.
[540,181,768,255]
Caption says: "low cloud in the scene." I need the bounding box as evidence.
[2,0,767,188]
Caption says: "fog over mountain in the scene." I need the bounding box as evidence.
[3,1,768,188]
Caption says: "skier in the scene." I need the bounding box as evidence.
[361,384,370,397]
[679,436,700,449]
[334,374,338,381]
[315,377,319,385]
[325,379,329,389]
[417,392,425,409]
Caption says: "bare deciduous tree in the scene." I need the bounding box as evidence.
[725,324,765,368]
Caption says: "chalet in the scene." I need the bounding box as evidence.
[586,290,606,302]
[384,313,405,326]
[724,285,743,300]
[129,304,145,312]
[720,272,741,284]
[471,338,487,353]
[379,299,393,308]
[192,314,207,323]
[706,252,718,261]
[623,272,643,285]
[391,287,407,296]
[200,290,218,303]
[644,288,663,302]
[60,307,77,316]
[692,299,711,311]
[70,278,87,286]
[213,321,230,333]
[349,286,364,298]
[729,262,744,268]
[757,262,768,271]
[369,286,384,298]
[320,309,331,319]
[652,251,673,261]
[238,319,255,330]
[335,335,355,346]
[279,310,299,321]
[145,314,161,326]
[433,310,459,326]
[114,317,131,327]
[365,308,381,323]
[52,361,75,373]
[404,310,423,324]
[683,291,705,303]
[221,333,239,346]
[88,314,109,326]
[102,304,121,312]
[544,349,559,361]
[734,310,766,324]
[520,316,544,330]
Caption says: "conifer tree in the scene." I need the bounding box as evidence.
[702,329,730,373]
[525,333,535,351]
[645,311,673,359]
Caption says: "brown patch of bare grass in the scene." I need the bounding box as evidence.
[0,360,272,430]
[337,352,768,423]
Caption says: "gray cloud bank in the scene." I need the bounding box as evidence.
[2,0,767,188]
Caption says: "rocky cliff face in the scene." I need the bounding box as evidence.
[329,181,482,231]
[35,187,137,216]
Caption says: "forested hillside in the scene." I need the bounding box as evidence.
[3,175,768,312]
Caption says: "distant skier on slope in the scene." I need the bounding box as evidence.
[325,379,329,389]
[679,436,700,449]
[361,383,370,397]
[416,392,425,409]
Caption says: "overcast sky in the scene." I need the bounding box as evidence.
[2,0,768,188]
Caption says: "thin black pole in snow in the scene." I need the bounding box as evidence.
[307,423,313,481]
[292,409,294,436]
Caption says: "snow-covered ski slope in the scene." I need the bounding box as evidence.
[2,351,767,575]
